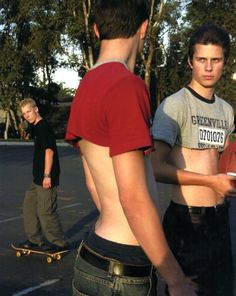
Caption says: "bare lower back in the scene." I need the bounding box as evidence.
[95,207,139,245]
[79,139,140,245]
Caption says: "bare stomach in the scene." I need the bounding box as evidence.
[170,146,224,206]
[170,184,224,206]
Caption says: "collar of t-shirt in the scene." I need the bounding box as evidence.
[91,60,129,71]
[185,85,215,104]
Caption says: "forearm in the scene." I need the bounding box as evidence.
[121,193,186,287]
[151,141,218,188]
[156,161,236,197]
[44,148,53,175]
[152,149,236,198]
[156,161,213,187]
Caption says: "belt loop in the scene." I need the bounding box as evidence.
[150,264,154,275]
[108,261,115,278]
[214,204,220,214]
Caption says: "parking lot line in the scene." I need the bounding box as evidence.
[12,279,60,296]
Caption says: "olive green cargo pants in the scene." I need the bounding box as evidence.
[23,182,66,247]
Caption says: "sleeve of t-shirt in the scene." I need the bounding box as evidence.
[105,76,152,157]
[151,96,185,147]
[38,123,55,150]
[228,106,235,136]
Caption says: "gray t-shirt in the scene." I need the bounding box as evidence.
[152,87,234,151]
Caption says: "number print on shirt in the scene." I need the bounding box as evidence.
[198,126,225,147]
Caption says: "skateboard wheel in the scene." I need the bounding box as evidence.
[22,250,31,255]
[47,257,53,264]
[16,251,22,257]
[56,254,61,260]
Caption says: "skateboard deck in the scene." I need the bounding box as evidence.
[11,243,69,264]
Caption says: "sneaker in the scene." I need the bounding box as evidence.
[17,240,44,250]
[45,243,69,253]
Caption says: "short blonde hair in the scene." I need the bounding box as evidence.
[19,98,37,109]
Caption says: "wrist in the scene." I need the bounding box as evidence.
[203,174,215,188]
[167,274,189,294]
[44,173,51,178]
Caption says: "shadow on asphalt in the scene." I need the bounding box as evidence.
[65,209,99,250]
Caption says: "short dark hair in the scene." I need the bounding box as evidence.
[94,0,150,41]
[188,23,230,63]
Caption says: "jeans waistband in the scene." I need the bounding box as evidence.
[169,200,227,215]
[85,229,150,265]
[79,242,153,277]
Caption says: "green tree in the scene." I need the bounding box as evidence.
[0,0,37,138]
[62,0,98,77]
[1,0,236,139]
[0,0,68,138]
[139,0,183,113]
[28,0,66,86]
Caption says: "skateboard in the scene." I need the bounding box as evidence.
[11,243,69,264]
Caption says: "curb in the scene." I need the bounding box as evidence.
[0,141,70,147]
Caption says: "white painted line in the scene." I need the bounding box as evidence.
[0,216,22,224]
[0,202,81,224]
[58,202,81,210]
[12,279,60,296]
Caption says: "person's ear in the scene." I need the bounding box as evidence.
[94,23,100,39]
[140,19,149,39]
[35,106,39,113]
[188,57,193,69]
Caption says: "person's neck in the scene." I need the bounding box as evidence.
[34,114,42,125]
[96,38,139,73]
[188,81,215,100]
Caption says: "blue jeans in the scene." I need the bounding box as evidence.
[72,242,157,296]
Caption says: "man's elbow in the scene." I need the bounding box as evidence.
[151,158,165,181]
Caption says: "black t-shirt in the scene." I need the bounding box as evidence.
[31,119,60,187]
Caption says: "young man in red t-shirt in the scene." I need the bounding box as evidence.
[66,1,196,295]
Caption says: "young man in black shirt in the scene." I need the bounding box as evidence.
[18,98,68,252]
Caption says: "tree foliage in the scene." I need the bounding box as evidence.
[0,0,235,139]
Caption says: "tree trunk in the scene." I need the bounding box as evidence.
[82,0,94,68]
[4,111,10,140]
[46,63,52,85]
[144,0,165,87]
[10,109,19,137]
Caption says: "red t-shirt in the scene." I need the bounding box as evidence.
[65,62,152,157]
[219,139,236,173]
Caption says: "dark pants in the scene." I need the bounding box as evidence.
[73,231,157,296]
[163,200,234,296]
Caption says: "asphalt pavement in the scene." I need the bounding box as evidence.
[0,143,235,295]
[0,144,98,296]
